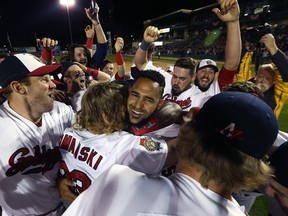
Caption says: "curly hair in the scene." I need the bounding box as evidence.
[73,82,129,134]
[223,81,264,99]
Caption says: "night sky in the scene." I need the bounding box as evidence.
[0,0,223,48]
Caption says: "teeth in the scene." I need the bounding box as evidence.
[132,109,143,115]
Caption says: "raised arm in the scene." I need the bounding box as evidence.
[114,37,126,79]
[85,4,108,68]
[37,37,58,65]
[84,25,95,57]
[261,33,288,82]
[213,0,241,70]
[133,26,160,71]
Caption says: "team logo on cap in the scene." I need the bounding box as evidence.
[33,55,43,63]
[206,60,214,65]
[140,137,161,152]
[217,123,244,140]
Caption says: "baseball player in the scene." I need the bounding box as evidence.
[0,53,75,215]
[62,91,278,216]
[132,0,241,111]
[59,80,178,195]
[56,67,183,203]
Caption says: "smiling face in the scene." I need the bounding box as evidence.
[73,47,88,66]
[194,66,216,92]
[127,77,163,125]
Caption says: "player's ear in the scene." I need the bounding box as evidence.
[10,81,27,94]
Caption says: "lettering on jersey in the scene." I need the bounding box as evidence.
[162,94,192,109]
[131,117,159,136]
[216,123,244,140]
[60,134,103,170]
[6,145,60,176]
[139,137,161,152]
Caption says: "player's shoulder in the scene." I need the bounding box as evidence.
[53,101,75,113]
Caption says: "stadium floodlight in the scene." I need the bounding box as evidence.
[60,0,75,44]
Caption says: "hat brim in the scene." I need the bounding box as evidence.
[198,65,219,73]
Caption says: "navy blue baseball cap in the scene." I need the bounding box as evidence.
[0,53,62,88]
[195,91,278,159]
[61,61,79,75]
[269,141,288,188]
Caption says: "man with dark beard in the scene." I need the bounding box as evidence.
[133,0,241,112]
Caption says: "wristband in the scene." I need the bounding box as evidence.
[116,52,124,65]
[86,67,99,78]
[115,71,125,80]
[42,48,53,62]
[86,38,93,49]
[139,40,150,51]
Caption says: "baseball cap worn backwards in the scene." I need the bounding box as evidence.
[0,53,62,88]
[197,59,219,72]
[268,141,288,188]
[195,91,278,159]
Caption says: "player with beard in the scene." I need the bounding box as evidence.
[238,33,288,118]
[133,0,241,111]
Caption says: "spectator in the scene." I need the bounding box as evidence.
[237,33,288,118]
[133,0,241,111]
[0,53,75,215]
[62,91,278,216]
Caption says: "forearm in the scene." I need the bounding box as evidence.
[271,49,288,81]
[94,23,107,44]
[223,20,241,70]
[133,40,149,70]
[115,51,126,78]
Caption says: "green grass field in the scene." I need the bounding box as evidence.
[106,54,287,132]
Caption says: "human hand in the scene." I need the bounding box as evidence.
[115,37,124,52]
[56,176,77,203]
[143,26,160,43]
[37,37,58,50]
[212,0,240,23]
[265,177,288,213]
[52,90,72,106]
[260,33,278,55]
[85,25,95,38]
[85,3,100,25]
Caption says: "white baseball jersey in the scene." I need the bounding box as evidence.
[59,128,168,194]
[0,101,75,216]
[62,164,246,216]
[143,61,233,111]
[70,89,86,112]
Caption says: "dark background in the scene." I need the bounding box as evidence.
[0,0,236,48]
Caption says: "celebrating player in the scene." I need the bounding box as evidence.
[59,71,178,196]
[62,91,278,216]
[0,53,75,215]
[132,0,241,111]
